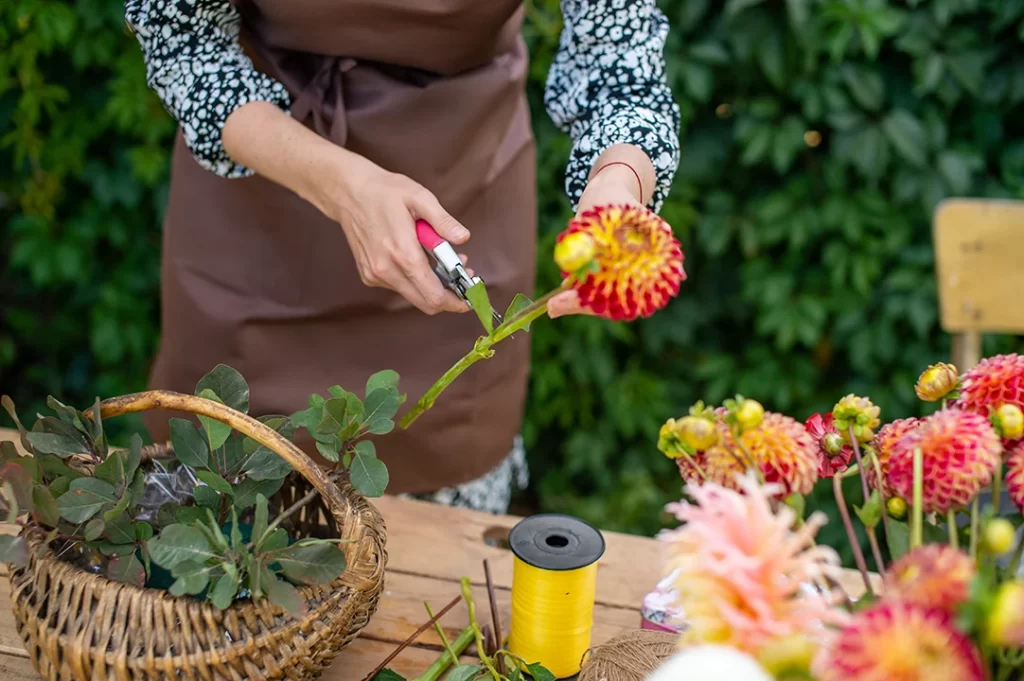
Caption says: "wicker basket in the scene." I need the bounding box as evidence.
[8,390,387,681]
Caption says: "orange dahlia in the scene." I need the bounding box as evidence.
[865,418,920,497]
[699,412,819,497]
[556,204,685,321]
[954,353,1024,443]
[817,602,984,681]
[1005,441,1024,513]
[882,545,975,615]
[887,409,1001,514]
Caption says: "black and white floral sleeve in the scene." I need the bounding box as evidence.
[545,0,681,212]
[125,0,291,178]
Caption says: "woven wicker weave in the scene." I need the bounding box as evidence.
[8,390,387,681]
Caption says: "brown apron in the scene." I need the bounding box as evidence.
[143,0,537,494]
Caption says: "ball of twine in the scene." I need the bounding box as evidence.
[578,630,679,681]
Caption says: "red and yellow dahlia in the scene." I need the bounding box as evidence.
[555,204,685,321]
[699,412,819,497]
[887,409,1001,514]
[954,353,1024,442]
[817,602,984,681]
[866,418,920,497]
[805,413,854,479]
[1005,441,1024,513]
[882,545,975,615]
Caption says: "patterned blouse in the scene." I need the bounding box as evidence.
[124,0,680,513]
[124,0,680,211]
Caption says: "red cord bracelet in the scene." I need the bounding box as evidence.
[592,161,644,201]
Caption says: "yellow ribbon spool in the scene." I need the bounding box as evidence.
[507,514,606,679]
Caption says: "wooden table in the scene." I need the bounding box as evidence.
[0,428,872,680]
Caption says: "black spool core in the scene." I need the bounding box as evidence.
[509,514,606,571]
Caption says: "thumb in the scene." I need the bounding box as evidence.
[410,191,470,245]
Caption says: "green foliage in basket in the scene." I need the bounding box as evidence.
[0,364,401,615]
[3,0,1024,561]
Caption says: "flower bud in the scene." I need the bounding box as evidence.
[995,404,1024,440]
[983,518,1016,556]
[658,418,684,459]
[832,395,881,443]
[914,363,959,402]
[823,432,846,456]
[679,416,719,451]
[554,231,597,274]
[736,400,765,430]
[886,497,908,519]
[989,581,1024,647]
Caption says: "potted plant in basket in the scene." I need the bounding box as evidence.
[646,353,1024,681]
[0,363,401,681]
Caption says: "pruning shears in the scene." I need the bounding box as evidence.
[416,219,502,327]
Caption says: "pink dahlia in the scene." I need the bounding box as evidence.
[882,545,975,616]
[865,418,920,497]
[1005,441,1024,513]
[805,413,854,478]
[887,408,1001,514]
[954,353,1024,444]
[817,601,984,681]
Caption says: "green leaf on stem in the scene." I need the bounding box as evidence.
[364,388,399,435]
[526,662,557,681]
[234,478,284,510]
[25,432,89,459]
[196,470,233,495]
[855,489,883,529]
[107,554,146,587]
[261,565,306,617]
[886,519,909,561]
[275,541,346,585]
[169,419,210,469]
[366,370,400,396]
[195,364,250,414]
[447,665,484,681]
[85,518,105,541]
[149,524,217,569]
[316,439,341,463]
[503,293,534,330]
[105,513,136,544]
[194,485,220,510]
[242,446,293,481]
[262,528,290,553]
[197,389,232,450]
[169,560,213,596]
[371,670,407,681]
[32,485,59,526]
[135,522,154,541]
[57,478,116,523]
[0,536,28,568]
[1,396,32,453]
[210,570,240,609]
[466,282,494,334]
[350,442,388,497]
[318,398,347,435]
[94,451,126,489]
[243,415,294,455]
[252,494,269,549]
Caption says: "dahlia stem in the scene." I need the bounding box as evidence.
[868,450,893,561]
[400,288,561,429]
[992,460,1003,514]
[1007,535,1024,578]
[847,428,885,572]
[847,427,872,509]
[947,510,959,549]
[911,447,924,549]
[833,474,874,596]
[970,498,980,559]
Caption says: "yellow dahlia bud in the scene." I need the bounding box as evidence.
[983,518,1016,555]
[679,415,719,451]
[886,497,908,519]
[989,581,1024,647]
[756,634,816,677]
[658,418,685,458]
[833,395,881,443]
[736,399,765,430]
[995,404,1024,440]
[915,362,959,402]
[553,231,597,273]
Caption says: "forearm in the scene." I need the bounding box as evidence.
[222,101,364,221]
[587,144,656,206]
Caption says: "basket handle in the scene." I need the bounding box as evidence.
[93,390,348,511]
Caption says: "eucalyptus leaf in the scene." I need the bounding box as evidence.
[447,665,484,681]
[39,456,79,482]
[90,397,107,458]
[233,477,284,510]
[363,388,399,434]
[372,670,407,681]
[125,434,143,484]
[197,389,232,450]
[96,541,138,558]
[262,528,290,553]
[32,485,59,526]
[169,560,212,596]
[148,524,217,569]
[1,396,32,452]
[57,478,117,523]
[94,451,127,489]
[525,662,557,681]
[194,485,220,510]
[0,536,28,568]
[48,476,72,498]
[196,470,233,495]
[366,370,400,397]
[350,449,388,498]
[103,490,133,522]
[317,398,347,435]
[84,518,105,541]
[210,570,240,609]
[169,418,210,469]
[465,282,494,334]
[252,494,269,549]
[316,439,341,463]
[107,554,146,587]
[275,542,346,585]
[219,433,247,479]
[195,364,250,414]
[243,415,294,455]
[25,432,89,459]
[261,566,306,617]
[242,447,293,481]
[46,396,87,431]
[135,521,154,541]
[105,514,136,544]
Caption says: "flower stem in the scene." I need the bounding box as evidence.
[993,460,1003,513]
[1007,535,1024,578]
[947,510,959,549]
[400,289,560,429]
[911,447,924,549]
[970,498,980,559]
[833,475,874,597]
[425,601,458,666]
[461,577,506,681]
[848,431,886,573]
[412,627,476,681]
[867,450,893,561]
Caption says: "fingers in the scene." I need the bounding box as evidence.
[390,209,468,314]
[410,190,470,245]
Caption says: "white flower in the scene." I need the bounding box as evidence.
[646,646,772,681]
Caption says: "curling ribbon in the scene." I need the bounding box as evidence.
[507,514,606,679]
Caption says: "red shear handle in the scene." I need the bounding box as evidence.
[415,219,445,251]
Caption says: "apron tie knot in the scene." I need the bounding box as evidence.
[291,56,357,146]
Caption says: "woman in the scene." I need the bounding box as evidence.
[125,0,680,514]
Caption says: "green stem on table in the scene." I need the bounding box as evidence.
[912,447,924,549]
[461,577,506,681]
[833,474,874,597]
[413,627,476,681]
[425,601,458,666]
[948,510,959,550]
[970,498,980,559]
[400,289,561,429]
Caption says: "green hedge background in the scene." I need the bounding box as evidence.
[3,0,1024,557]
